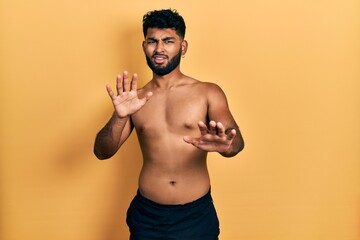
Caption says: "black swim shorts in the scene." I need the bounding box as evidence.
[126,189,220,240]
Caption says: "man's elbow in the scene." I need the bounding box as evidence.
[221,140,244,158]
[93,148,112,160]
[238,141,245,153]
[235,136,245,155]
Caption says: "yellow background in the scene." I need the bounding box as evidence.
[1,0,359,239]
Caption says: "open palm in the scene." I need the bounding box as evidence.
[106,71,152,118]
[183,121,236,153]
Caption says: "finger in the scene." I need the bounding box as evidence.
[143,91,153,101]
[216,122,226,136]
[116,74,123,95]
[131,73,138,91]
[183,136,200,147]
[183,136,192,143]
[106,84,116,100]
[226,129,237,140]
[198,121,208,135]
[123,71,129,92]
[147,91,153,98]
[209,120,217,134]
[139,91,153,106]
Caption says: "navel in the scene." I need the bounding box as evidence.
[169,180,177,186]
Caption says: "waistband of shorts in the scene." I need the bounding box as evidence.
[135,188,212,211]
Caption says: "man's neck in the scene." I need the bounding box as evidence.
[151,69,184,89]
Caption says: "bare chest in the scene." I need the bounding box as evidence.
[132,90,208,136]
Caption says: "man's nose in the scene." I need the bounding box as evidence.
[154,41,165,53]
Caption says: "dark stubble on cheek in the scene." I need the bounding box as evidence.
[146,49,182,76]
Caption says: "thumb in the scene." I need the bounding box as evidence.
[145,91,153,100]
[183,136,191,143]
[140,91,153,102]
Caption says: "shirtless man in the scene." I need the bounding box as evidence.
[94,9,244,240]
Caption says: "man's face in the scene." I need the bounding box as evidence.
[143,28,186,76]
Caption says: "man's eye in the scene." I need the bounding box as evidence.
[147,40,155,44]
[165,40,174,44]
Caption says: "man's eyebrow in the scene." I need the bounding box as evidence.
[147,37,158,41]
[162,37,175,41]
[146,36,175,42]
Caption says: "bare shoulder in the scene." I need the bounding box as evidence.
[184,76,223,91]
[187,77,226,99]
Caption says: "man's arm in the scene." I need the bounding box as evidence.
[207,83,244,157]
[93,113,133,160]
[183,83,244,157]
[93,71,152,160]
[219,123,244,157]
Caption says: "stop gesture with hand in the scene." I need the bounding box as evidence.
[183,120,237,153]
[106,71,152,118]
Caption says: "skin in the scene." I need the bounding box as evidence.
[94,28,244,204]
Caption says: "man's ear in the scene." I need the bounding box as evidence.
[181,40,188,56]
[142,41,146,52]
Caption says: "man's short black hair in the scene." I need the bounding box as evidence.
[142,9,186,39]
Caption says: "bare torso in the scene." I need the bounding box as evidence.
[131,76,211,204]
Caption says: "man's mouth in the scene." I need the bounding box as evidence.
[153,55,167,64]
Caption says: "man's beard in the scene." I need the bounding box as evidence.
[145,49,182,76]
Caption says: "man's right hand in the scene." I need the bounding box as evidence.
[106,71,153,118]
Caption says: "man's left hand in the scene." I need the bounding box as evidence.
[183,121,236,153]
